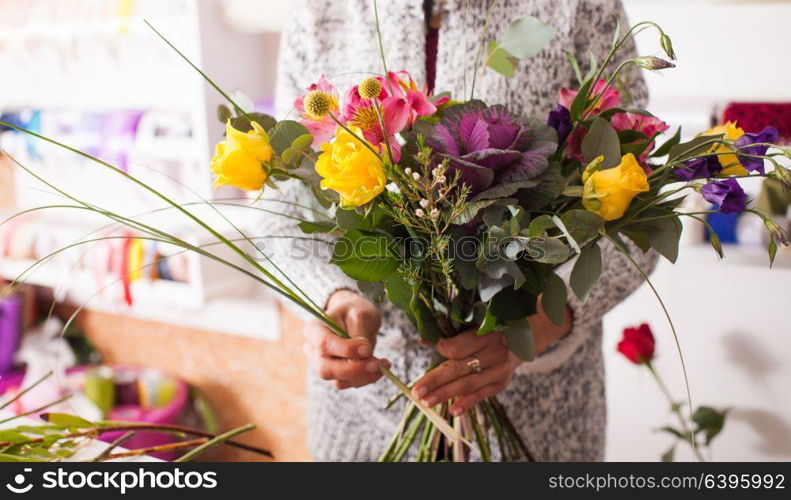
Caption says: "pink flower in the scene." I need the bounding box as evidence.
[294,75,340,147]
[559,78,621,115]
[611,112,669,165]
[340,71,442,162]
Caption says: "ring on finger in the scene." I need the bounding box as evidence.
[466,357,482,374]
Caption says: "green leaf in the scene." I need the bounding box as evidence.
[357,280,385,303]
[41,413,93,429]
[621,229,651,253]
[410,290,443,343]
[281,133,314,165]
[650,127,681,158]
[298,220,336,234]
[570,242,602,302]
[560,210,603,248]
[384,274,412,311]
[229,112,277,134]
[570,77,594,121]
[661,445,676,462]
[582,117,621,168]
[647,217,683,263]
[668,134,722,164]
[542,272,567,326]
[564,50,582,84]
[216,104,232,124]
[497,16,556,59]
[525,237,573,264]
[269,120,310,156]
[485,41,517,77]
[476,304,498,336]
[692,406,728,445]
[452,198,515,225]
[330,229,399,282]
[503,320,535,361]
[659,426,684,439]
[490,287,538,321]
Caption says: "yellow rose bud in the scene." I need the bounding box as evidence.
[315,126,386,208]
[358,77,383,99]
[211,121,273,191]
[699,121,746,176]
[582,153,649,221]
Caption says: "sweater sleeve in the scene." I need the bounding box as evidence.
[258,180,358,320]
[571,0,648,108]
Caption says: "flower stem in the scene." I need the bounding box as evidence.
[646,361,704,461]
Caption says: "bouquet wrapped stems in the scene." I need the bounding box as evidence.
[380,397,531,462]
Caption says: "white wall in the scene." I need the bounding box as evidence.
[604,0,791,462]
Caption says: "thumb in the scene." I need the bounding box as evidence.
[345,305,381,346]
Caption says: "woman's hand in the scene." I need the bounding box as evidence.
[411,300,573,416]
[302,290,389,390]
[411,329,521,417]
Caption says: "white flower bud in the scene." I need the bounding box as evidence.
[404,168,412,175]
[430,208,440,219]
[419,199,429,208]
[412,172,421,181]
[415,209,425,217]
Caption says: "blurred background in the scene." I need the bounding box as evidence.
[0,0,789,462]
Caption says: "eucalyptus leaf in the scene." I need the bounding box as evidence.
[582,117,621,168]
[497,16,556,59]
[542,272,567,327]
[503,320,535,361]
[560,210,603,248]
[570,242,602,302]
[269,120,310,155]
[485,41,517,77]
[216,104,232,124]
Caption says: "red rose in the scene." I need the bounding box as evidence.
[617,323,655,364]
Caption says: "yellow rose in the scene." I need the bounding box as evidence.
[315,126,386,208]
[582,153,649,221]
[699,121,745,176]
[211,121,273,191]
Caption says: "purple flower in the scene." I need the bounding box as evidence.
[701,178,748,214]
[429,102,557,200]
[674,155,723,181]
[734,126,779,174]
[546,104,572,145]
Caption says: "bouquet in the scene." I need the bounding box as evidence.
[2,3,789,462]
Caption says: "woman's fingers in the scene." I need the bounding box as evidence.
[435,330,487,360]
[419,362,511,408]
[302,343,390,387]
[412,339,509,401]
[450,383,506,416]
[303,322,373,359]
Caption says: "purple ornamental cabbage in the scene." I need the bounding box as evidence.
[429,103,557,200]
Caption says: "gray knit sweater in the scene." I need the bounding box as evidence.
[265,0,657,461]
